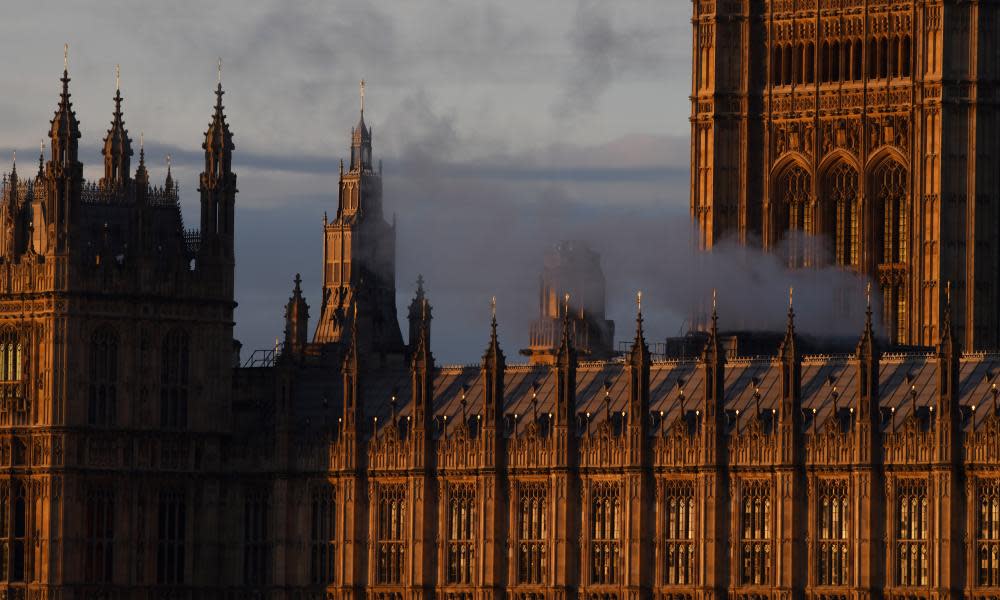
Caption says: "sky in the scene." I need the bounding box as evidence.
[0,1,874,364]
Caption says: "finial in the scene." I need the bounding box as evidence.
[217,57,223,85]
[166,154,171,171]
[637,290,642,316]
[115,64,120,91]
[64,43,68,71]
[360,79,365,113]
[866,281,871,310]
[139,131,144,152]
[491,296,497,322]
[40,140,44,156]
[712,288,717,312]
[564,293,570,317]
[946,281,951,307]
[294,273,302,291]
[11,150,15,169]
[789,286,794,310]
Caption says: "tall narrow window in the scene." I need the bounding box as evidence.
[243,488,271,586]
[89,328,118,426]
[0,328,25,425]
[775,164,812,267]
[773,46,784,86]
[517,482,547,585]
[740,480,771,586]
[160,330,189,429]
[84,487,114,583]
[852,40,863,81]
[663,481,696,586]
[900,36,911,77]
[446,483,476,585]
[896,480,928,587]
[817,479,849,586]
[823,163,859,267]
[978,480,1000,586]
[376,484,406,585]
[156,489,186,585]
[590,481,622,585]
[310,484,336,586]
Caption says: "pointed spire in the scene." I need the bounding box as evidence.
[285,273,311,358]
[101,64,132,188]
[630,290,651,366]
[50,43,81,165]
[164,154,174,191]
[482,295,505,367]
[10,151,17,183]
[203,57,234,167]
[350,79,372,170]
[36,141,44,180]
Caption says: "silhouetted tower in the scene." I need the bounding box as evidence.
[314,81,403,354]
[46,46,83,254]
[100,66,132,190]
[522,240,615,364]
[199,62,237,263]
[284,274,311,359]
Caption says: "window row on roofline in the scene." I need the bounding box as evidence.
[771,35,912,87]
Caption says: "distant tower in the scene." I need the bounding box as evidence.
[690,1,1000,349]
[313,81,404,354]
[284,274,310,359]
[521,241,615,364]
[100,66,132,190]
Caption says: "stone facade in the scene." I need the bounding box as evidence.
[689,0,1000,349]
[1,41,1000,600]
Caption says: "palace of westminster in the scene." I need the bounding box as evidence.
[0,1,998,599]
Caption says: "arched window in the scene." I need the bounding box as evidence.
[900,35,911,77]
[517,482,547,585]
[310,484,336,585]
[873,160,908,265]
[794,43,804,84]
[879,37,890,79]
[89,327,118,426]
[376,484,406,585]
[741,480,771,585]
[852,39,863,81]
[783,45,793,85]
[822,163,859,267]
[868,38,879,79]
[831,41,842,82]
[896,480,928,586]
[84,487,114,583]
[773,46,783,86]
[817,480,850,586]
[590,481,621,585]
[774,164,812,267]
[977,479,1000,587]
[0,328,25,426]
[822,42,831,82]
[662,481,696,585]
[446,483,476,585]
[805,43,815,84]
[160,330,189,429]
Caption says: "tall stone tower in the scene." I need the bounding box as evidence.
[521,241,615,364]
[314,82,404,355]
[690,1,1000,349]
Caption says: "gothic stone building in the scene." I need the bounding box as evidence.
[690,0,1000,349]
[4,48,1000,600]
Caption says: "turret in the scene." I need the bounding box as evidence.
[47,46,83,253]
[410,294,434,468]
[407,275,428,351]
[350,80,373,172]
[553,294,578,463]
[199,61,237,260]
[283,274,310,359]
[481,297,506,461]
[777,288,802,463]
[856,284,880,436]
[700,290,726,463]
[100,66,132,190]
[626,291,650,464]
